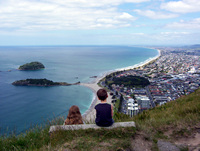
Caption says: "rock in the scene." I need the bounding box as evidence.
[90,76,97,78]
[157,140,180,151]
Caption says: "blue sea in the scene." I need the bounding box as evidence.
[0,46,158,134]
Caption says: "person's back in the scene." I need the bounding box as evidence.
[95,89,114,127]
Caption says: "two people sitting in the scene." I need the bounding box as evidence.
[65,88,114,127]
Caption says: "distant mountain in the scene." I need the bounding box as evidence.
[183,44,200,48]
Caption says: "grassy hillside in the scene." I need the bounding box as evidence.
[0,89,200,151]
[134,88,200,136]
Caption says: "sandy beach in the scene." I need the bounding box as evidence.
[81,48,161,123]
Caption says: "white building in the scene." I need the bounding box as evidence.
[127,98,139,117]
[188,66,196,74]
[136,96,151,110]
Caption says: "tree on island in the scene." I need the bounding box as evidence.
[12,78,80,86]
[18,61,45,70]
[109,75,150,88]
[12,79,58,86]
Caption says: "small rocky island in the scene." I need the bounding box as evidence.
[90,76,97,78]
[12,78,80,86]
[18,62,45,70]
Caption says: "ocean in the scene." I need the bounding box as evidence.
[0,46,158,134]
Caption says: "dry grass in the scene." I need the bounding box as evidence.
[50,127,136,151]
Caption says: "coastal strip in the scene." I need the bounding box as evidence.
[81,48,161,122]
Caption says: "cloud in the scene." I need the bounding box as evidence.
[124,0,150,3]
[49,0,150,8]
[116,12,136,20]
[126,31,197,45]
[161,0,200,13]
[95,12,136,28]
[0,0,142,32]
[131,33,145,36]
[165,18,200,29]
[130,31,190,39]
[134,9,178,19]
[160,31,190,38]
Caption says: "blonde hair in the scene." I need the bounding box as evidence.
[64,105,83,125]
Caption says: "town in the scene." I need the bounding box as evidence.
[100,46,200,117]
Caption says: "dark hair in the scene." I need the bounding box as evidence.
[97,89,108,101]
[65,105,83,125]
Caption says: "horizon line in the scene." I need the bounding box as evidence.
[0,44,199,47]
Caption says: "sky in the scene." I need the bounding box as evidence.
[0,0,200,46]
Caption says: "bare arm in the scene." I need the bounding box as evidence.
[65,118,70,125]
[111,104,114,117]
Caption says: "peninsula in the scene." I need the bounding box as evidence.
[18,61,45,70]
[12,78,80,86]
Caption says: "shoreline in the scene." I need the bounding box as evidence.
[81,48,161,122]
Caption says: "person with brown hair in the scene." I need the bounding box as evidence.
[64,105,83,125]
[95,88,114,127]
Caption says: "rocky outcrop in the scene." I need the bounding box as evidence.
[18,62,45,70]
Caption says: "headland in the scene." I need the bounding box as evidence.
[12,78,80,86]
